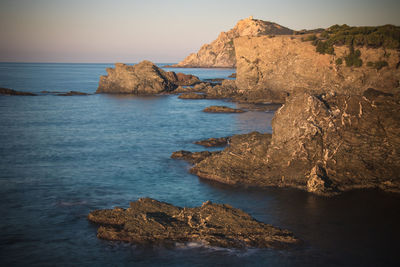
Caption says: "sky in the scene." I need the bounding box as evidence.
[0,0,399,63]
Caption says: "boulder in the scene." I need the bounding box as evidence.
[88,198,299,248]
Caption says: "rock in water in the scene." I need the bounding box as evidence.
[170,17,293,68]
[96,61,200,94]
[57,91,89,96]
[191,89,400,195]
[0,87,36,96]
[203,106,245,113]
[178,92,206,99]
[88,198,299,249]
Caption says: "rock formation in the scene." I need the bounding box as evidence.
[234,35,400,101]
[189,89,400,195]
[194,136,230,147]
[178,92,206,99]
[96,61,200,94]
[88,198,299,248]
[170,17,293,68]
[171,150,217,164]
[0,87,36,96]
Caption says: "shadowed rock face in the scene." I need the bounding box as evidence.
[170,17,293,68]
[88,198,299,249]
[190,89,400,195]
[96,61,200,94]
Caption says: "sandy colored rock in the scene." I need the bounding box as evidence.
[203,106,245,113]
[191,89,400,195]
[170,17,293,68]
[234,35,400,99]
[88,198,299,249]
[96,61,200,94]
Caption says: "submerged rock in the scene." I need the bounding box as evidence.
[203,106,245,113]
[96,61,200,94]
[58,91,89,96]
[88,198,299,249]
[0,87,36,96]
[194,137,231,147]
[190,89,400,195]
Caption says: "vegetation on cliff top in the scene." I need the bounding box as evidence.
[307,24,400,67]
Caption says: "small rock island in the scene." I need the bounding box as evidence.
[88,198,299,249]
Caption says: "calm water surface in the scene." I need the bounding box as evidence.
[0,63,399,266]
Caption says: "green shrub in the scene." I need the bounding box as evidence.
[319,24,400,49]
[304,34,317,41]
[315,40,335,55]
[367,60,388,70]
[335,58,343,65]
[344,47,363,67]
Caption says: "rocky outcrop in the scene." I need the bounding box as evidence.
[194,136,230,147]
[88,198,299,248]
[171,150,217,164]
[96,61,200,94]
[170,17,293,68]
[234,35,400,99]
[203,106,245,113]
[190,89,400,195]
[0,87,36,96]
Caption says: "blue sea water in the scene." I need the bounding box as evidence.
[0,63,399,266]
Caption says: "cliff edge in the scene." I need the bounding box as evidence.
[170,17,293,68]
[234,32,400,99]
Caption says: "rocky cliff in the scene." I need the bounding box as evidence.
[96,61,200,94]
[234,35,400,99]
[190,89,400,195]
[171,17,293,68]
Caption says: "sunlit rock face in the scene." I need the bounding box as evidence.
[171,17,293,68]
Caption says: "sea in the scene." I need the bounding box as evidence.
[0,63,399,266]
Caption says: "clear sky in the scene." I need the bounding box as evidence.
[0,0,399,63]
